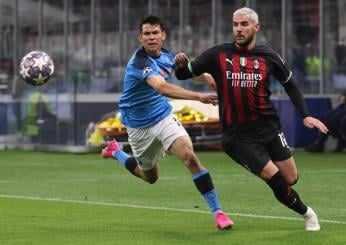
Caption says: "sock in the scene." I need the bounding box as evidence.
[112,150,129,166]
[111,150,139,176]
[192,169,221,213]
[267,172,308,215]
[124,157,140,176]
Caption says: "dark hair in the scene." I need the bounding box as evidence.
[139,15,165,33]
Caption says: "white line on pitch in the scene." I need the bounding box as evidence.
[0,194,345,225]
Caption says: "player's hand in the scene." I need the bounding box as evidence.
[174,52,189,68]
[198,93,218,105]
[303,116,329,134]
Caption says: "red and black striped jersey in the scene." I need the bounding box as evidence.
[189,42,291,132]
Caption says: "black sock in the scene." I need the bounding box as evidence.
[192,169,214,194]
[267,172,308,215]
[124,157,140,176]
[192,169,221,213]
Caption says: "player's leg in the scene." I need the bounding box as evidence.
[225,140,319,231]
[274,157,298,186]
[267,130,298,185]
[169,136,233,229]
[159,114,233,229]
[261,162,320,231]
[101,139,159,183]
[265,132,320,231]
[168,135,202,174]
[102,124,163,184]
[260,161,306,214]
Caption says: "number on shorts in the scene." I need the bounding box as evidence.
[278,132,289,148]
[172,115,181,126]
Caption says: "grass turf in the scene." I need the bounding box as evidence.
[0,150,345,244]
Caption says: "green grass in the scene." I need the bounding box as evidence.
[0,150,345,244]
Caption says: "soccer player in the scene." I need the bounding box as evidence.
[174,7,328,231]
[305,92,346,153]
[101,15,233,230]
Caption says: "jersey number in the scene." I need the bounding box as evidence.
[278,132,289,148]
[172,116,181,126]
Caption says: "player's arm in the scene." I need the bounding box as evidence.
[174,52,193,79]
[174,52,216,90]
[282,74,328,134]
[191,73,217,91]
[270,49,328,134]
[146,75,217,105]
[174,52,209,79]
[282,72,310,118]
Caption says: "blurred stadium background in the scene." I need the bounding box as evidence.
[0,0,345,151]
[1,2,346,244]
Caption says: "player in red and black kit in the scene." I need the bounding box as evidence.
[175,7,328,231]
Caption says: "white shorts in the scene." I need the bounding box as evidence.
[127,113,188,171]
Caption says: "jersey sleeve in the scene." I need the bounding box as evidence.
[270,51,291,83]
[142,59,160,80]
[132,55,160,81]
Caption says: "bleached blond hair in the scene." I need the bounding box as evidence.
[233,7,259,23]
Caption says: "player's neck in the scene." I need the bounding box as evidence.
[235,39,256,51]
[144,48,161,58]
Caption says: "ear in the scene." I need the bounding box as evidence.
[161,31,167,41]
[138,33,142,43]
[254,22,260,33]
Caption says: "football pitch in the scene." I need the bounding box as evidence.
[0,150,345,245]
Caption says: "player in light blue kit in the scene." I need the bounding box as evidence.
[102,15,233,230]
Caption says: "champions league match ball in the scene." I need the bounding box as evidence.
[19,50,54,86]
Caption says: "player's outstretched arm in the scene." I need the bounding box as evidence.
[147,74,218,105]
[192,73,217,91]
[282,77,328,134]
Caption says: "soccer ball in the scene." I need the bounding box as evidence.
[19,50,54,86]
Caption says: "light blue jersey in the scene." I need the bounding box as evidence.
[119,47,175,128]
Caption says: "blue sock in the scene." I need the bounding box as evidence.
[192,169,222,214]
[203,189,221,214]
[112,150,129,167]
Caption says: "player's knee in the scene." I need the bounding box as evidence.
[283,172,299,186]
[146,176,158,184]
[288,175,298,186]
[142,167,159,184]
[266,172,289,201]
[125,157,139,174]
[180,147,194,162]
[182,149,202,171]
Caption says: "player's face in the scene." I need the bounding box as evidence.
[233,14,259,49]
[139,24,166,56]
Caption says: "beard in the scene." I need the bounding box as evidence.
[235,31,256,48]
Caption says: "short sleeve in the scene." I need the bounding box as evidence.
[132,55,160,81]
[142,59,161,80]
